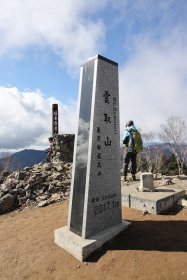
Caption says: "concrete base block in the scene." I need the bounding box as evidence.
[54,221,130,262]
[122,186,185,214]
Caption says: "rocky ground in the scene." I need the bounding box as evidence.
[0,161,72,214]
[1,162,187,215]
[0,165,187,279]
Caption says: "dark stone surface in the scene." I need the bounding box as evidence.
[70,60,95,236]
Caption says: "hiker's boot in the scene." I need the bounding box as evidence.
[123,176,128,182]
[132,175,136,181]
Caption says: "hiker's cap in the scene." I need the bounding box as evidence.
[126,120,134,127]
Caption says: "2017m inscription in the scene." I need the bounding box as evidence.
[94,200,119,215]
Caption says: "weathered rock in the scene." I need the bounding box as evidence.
[48,193,61,204]
[16,182,26,189]
[0,192,4,198]
[1,170,10,177]
[0,176,4,184]
[0,183,12,193]
[48,184,57,193]
[0,159,72,214]
[9,189,19,197]
[0,194,16,213]
[38,200,48,207]
[26,190,32,198]
[18,197,27,206]
[63,179,71,187]
[37,194,48,201]
[23,166,32,171]
[54,165,64,172]
[18,188,26,196]
[15,171,27,180]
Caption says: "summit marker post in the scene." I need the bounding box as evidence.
[54,54,130,261]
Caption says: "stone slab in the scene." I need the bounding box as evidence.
[54,221,130,262]
[139,172,155,192]
[122,186,185,214]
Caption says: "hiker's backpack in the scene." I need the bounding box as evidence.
[131,131,143,153]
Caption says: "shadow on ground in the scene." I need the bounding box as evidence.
[87,219,187,262]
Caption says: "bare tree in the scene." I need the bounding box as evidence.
[159,115,187,175]
[139,132,165,176]
[151,145,166,177]
[141,132,155,172]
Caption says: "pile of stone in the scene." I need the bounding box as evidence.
[52,134,74,162]
[0,161,72,214]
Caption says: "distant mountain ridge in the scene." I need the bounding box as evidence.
[145,143,172,158]
[0,149,47,172]
[0,142,183,173]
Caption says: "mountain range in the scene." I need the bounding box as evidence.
[0,143,177,173]
[0,149,47,172]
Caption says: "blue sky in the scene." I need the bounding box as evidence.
[0,0,187,151]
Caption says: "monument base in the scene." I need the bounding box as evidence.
[54,221,130,262]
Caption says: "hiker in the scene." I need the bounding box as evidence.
[46,137,54,162]
[122,120,143,181]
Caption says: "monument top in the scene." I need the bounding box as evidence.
[81,54,118,67]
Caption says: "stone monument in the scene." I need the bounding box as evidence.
[54,54,129,261]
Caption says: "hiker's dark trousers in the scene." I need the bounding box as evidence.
[123,152,137,176]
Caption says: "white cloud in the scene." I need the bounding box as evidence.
[1,0,187,146]
[0,0,107,72]
[0,87,77,150]
[119,31,187,136]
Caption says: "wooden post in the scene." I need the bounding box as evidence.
[52,104,59,137]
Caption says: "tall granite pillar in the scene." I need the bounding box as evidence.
[54,54,129,261]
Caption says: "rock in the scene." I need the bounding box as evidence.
[48,184,56,193]
[0,176,4,184]
[63,191,70,197]
[63,180,71,187]
[51,173,61,180]
[37,195,48,201]
[0,194,16,213]
[18,197,27,206]
[38,200,48,207]
[15,171,27,180]
[63,163,71,171]
[26,190,32,198]
[0,158,72,214]
[16,182,26,189]
[18,189,26,196]
[36,176,45,184]
[43,164,53,171]
[48,193,61,204]
[24,167,32,171]
[54,165,64,172]
[0,183,12,193]
[9,189,19,197]
[1,170,10,177]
